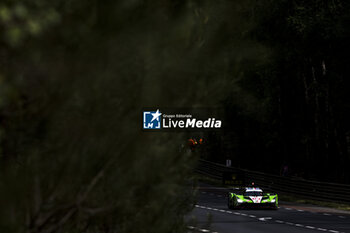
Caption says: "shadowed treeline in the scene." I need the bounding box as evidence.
[211,0,350,183]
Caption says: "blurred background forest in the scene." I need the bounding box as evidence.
[0,0,349,232]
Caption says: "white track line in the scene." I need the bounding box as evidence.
[187,226,218,233]
[194,205,345,233]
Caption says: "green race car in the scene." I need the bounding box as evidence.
[228,187,278,210]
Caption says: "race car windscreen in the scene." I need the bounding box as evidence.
[245,191,263,196]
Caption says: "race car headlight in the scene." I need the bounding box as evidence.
[271,199,276,203]
[237,198,244,203]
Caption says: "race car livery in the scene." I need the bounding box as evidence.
[227,187,278,209]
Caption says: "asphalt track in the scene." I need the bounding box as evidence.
[187,183,350,233]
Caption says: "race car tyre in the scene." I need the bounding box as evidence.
[227,197,232,209]
[231,198,238,209]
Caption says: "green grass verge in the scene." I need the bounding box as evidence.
[278,193,350,211]
[195,174,222,186]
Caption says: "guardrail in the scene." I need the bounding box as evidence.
[196,159,350,204]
